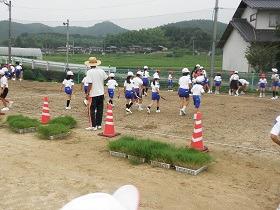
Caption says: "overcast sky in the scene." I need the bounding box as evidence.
[0,0,241,29]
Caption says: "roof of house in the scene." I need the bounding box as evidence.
[218,18,280,48]
[243,0,280,9]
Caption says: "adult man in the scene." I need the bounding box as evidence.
[270,116,280,147]
[85,57,108,131]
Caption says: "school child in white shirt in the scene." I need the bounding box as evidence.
[178,68,192,116]
[214,73,222,94]
[142,66,150,96]
[0,70,13,111]
[147,75,161,114]
[61,71,74,110]
[106,73,119,106]
[271,68,279,100]
[229,71,239,96]
[124,72,135,114]
[81,75,89,106]
[168,71,173,91]
[191,76,205,112]
[258,73,267,98]
[133,71,144,111]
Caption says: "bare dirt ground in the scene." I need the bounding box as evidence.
[0,80,280,210]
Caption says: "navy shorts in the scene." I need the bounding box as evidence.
[215,81,221,87]
[133,88,141,99]
[193,95,201,109]
[142,78,149,87]
[84,86,88,94]
[272,81,279,87]
[168,80,173,87]
[152,92,160,101]
[64,87,72,95]
[108,88,115,98]
[259,83,266,89]
[125,90,133,99]
[178,88,189,98]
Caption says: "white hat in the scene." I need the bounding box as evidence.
[0,70,5,75]
[272,68,278,73]
[143,66,148,69]
[61,185,139,210]
[234,71,239,74]
[195,76,204,83]
[195,64,200,68]
[67,71,74,76]
[136,71,142,76]
[199,66,204,70]
[127,71,134,76]
[182,68,190,73]
[109,73,115,77]
[153,75,160,79]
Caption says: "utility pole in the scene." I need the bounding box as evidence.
[63,19,70,70]
[192,39,195,56]
[1,0,12,63]
[210,0,219,91]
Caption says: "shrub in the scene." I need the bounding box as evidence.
[7,115,40,130]
[37,124,70,139]
[49,116,77,128]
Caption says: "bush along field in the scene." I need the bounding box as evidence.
[108,136,212,175]
[6,115,40,134]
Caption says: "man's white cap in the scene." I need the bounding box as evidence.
[154,74,160,79]
[0,70,5,75]
[143,66,148,69]
[272,68,278,73]
[61,185,139,210]
[182,68,190,73]
[67,71,74,76]
[195,64,200,68]
[199,66,204,70]
[136,71,143,76]
[109,73,115,77]
[195,76,204,83]
[127,71,134,76]
[234,71,239,74]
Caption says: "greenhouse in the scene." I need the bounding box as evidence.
[0,47,43,59]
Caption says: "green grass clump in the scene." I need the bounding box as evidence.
[49,116,77,128]
[108,136,212,169]
[37,124,70,139]
[7,115,40,130]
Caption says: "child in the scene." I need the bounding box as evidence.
[271,68,279,100]
[214,73,222,94]
[201,67,211,93]
[61,71,74,110]
[0,70,13,111]
[15,62,22,81]
[147,75,160,114]
[124,72,135,114]
[229,71,239,96]
[191,76,205,112]
[81,75,89,106]
[167,71,173,91]
[142,66,150,96]
[258,73,267,98]
[133,71,144,111]
[106,73,119,106]
[178,68,192,116]
[238,79,250,95]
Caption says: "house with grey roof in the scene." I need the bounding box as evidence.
[218,0,280,72]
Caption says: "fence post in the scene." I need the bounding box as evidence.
[46,61,49,71]
[251,73,255,90]
[32,60,34,69]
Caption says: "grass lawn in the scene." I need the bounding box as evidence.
[44,53,222,70]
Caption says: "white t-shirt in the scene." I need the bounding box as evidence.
[230,74,239,81]
[62,79,74,88]
[106,79,118,89]
[272,74,279,81]
[259,78,267,84]
[151,81,160,92]
[82,77,89,86]
[133,77,143,89]
[86,67,108,97]
[271,118,280,136]
[239,79,249,86]
[1,76,8,88]
[143,71,150,78]
[168,74,172,80]
[15,65,22,72]
[124,80,134,91]
[179,76,192,89]
[191,84,204,96]
[214,76,222,82]
[10,66,15,73]
[2,67,8,72]
[153,72,159,78]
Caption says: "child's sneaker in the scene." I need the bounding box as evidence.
[179,110,183,116]
[65,106,71,110]
[8,101,14,108]
[83,99,88,106]
[126,108,132,114]
[181,108,186,115]
[1,107,9,112]
[97,126,102,130]
[271,97,276,100]
[156,110,160,113]
[147,107,151,114]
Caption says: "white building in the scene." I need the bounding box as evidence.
[218,0,280,72]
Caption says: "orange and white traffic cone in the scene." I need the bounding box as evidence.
[41,97,50,124]
[190,112,208,152]
[99,104,120,138]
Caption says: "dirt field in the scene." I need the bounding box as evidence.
[1,80,280,210]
